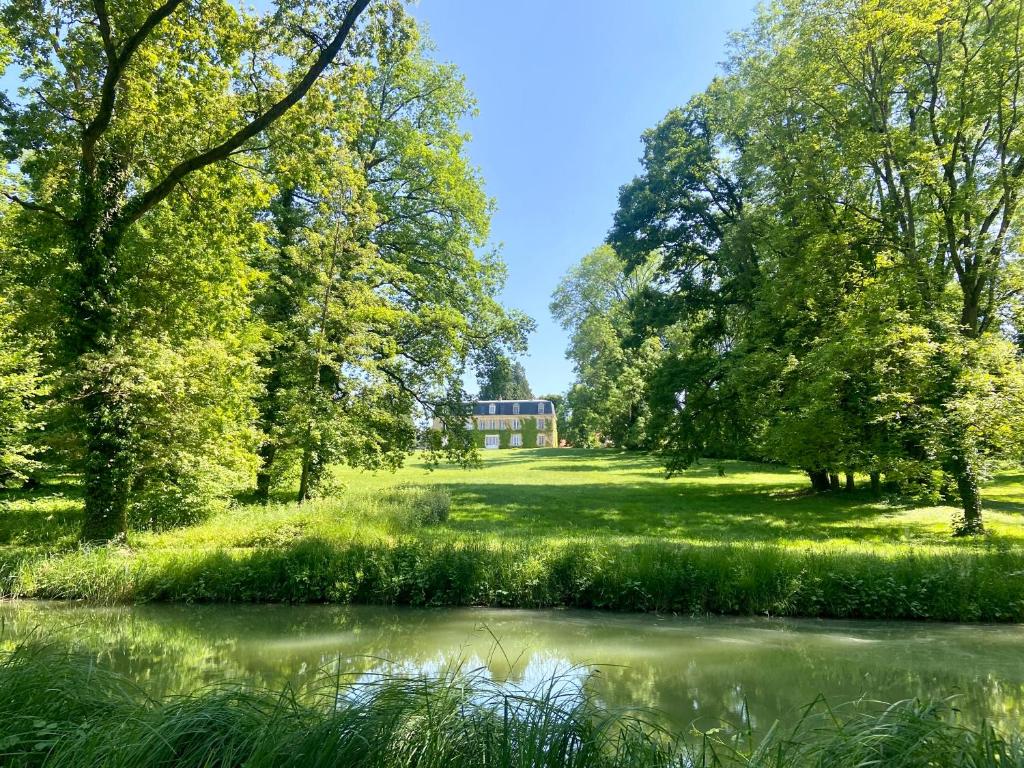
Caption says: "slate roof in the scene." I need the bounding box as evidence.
[470,399,555,416]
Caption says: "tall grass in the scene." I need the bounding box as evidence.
[3,534,1023,621]
[0,643,1019,767]
[692,697,1024,768]
[0,643,670,768]
[2,468,1023,620]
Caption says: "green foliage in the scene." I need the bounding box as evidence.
[602,0,1024,532]
[0,0,378,538]
[0,297,43,486]
[252,16,527,502]
[550,246,659,448]
[475,350,534,400]
[0,1,527,535]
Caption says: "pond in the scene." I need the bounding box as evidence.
[2,601,1022,735]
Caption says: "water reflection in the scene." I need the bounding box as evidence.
[1,601,1022,733]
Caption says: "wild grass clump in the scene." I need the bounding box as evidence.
[0,644,1020,767]
[688,697,1024,768]
[385,484,451,526]
[0,643,672,768]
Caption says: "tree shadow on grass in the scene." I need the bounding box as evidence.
[0,478,82,547]
[980,473,1024,515]
[437,479,926,544]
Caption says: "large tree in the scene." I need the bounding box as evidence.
[550,244,659,448]
[0,0,379,539]
[733,0,1024,530]
[607,0,1024,532]
[476,352,533,401]
[252,15,525,502]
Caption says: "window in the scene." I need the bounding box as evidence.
[488,403,496,415]
[512,403,520,415]
[536,434,546,447]
[484,434,499,449]
[510,418,520,430]
[537,402,545,413]
[466,418,474,430]
[536,417,546,431]
[510,433,522,447]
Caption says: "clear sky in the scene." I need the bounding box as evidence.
[407,0,758,397]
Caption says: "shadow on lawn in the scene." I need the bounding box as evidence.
[0,478,82,547]
[439,479,920,544]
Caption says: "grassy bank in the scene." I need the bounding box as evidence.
[0,643,1019,768]
[1,450,1023,619]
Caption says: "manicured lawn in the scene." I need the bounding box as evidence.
[1,450,1022,618]
[333,449,1024,549]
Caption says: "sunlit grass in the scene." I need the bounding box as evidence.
[332,449,1024,549]
[1,451,1022,617]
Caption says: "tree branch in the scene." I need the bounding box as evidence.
[118,0,372,229]
[83,0,187,170]
[3,191,68,221]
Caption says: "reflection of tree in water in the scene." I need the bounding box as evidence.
[1,603,1022,736]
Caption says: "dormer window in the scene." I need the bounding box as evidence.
[537,402,545,413]
[488,403,496,415]
[512,403,520,415]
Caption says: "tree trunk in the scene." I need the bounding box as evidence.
[73,197,135,541]
[80,388,134,542]
[828,472,840,491]
[870,471,881,496]
[949,453,984,535]
[845,472,854,491]
[807,469,831,492]
[297,445,313,503]
[254,441,276,503]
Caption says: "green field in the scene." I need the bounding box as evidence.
[337,449,1024,548]
[1,449,1023,618]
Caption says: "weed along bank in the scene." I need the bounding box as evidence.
[434,399,559,449]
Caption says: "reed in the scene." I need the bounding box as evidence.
[0,643,1019,767]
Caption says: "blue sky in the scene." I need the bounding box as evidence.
[407,1,757,397]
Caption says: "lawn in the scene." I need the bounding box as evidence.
[334,449,1024,549]
[1,449,1023,618]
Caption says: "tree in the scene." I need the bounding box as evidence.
[538,393,565,417]
[605,0,1024,533]
[0,296,43,486]
[731,0,1024,531]
[476,352,533,401]
[252,15,524,502]
[550,245,660,448]
[1,0,378,539]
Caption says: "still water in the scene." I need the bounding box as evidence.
[2,601,1022,734]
